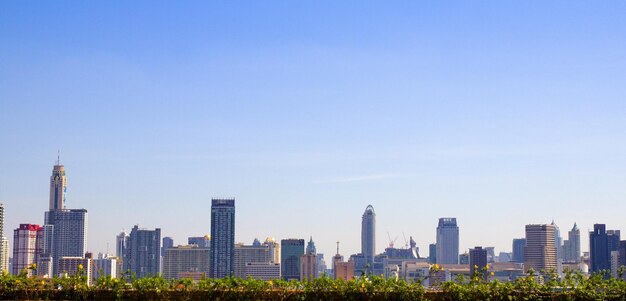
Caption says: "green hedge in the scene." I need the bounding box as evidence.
[2,269,626,300]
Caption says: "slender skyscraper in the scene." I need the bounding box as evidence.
[551,221,563,261]
[49,158,67,210]
[563,223,580,263]
[0,203,5,273]
[210,198,235,278]
[361,205,375,270]
[436,218,459,264]
[512,238,526,263]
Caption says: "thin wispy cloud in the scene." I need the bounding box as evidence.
[314,173,401,184]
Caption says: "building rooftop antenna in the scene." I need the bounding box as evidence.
[336,241,340,255]
[56,149,60,165]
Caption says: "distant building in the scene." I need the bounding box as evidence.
[281,239,304,281]
[188,235,210,248]
[551,221,563,261]
[210,198,235,278]
[512,238,526,263]
[163,245,211,281]
[316,254,327,278]
[436,218,459,264]
[497,252,512,263]
[124,225,161,278]
[459,252,469,264]
[590,224,610,273]
[524,224,557,273]
[428,243,437,264]
[116,231,128,258]
[234,239,273,278]
[361,205,376,272]
[58,257,93,286]
[0,203,6,273]
[244,262,281,280]
[470,246,488,276]
[93,255,118,280]
[300,237,317,281]
[484,247,495,263]
[563,223,581,263]
[12,224,44,276]
[162,237,174,257]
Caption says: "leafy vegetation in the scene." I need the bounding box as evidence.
[1,266,626,300]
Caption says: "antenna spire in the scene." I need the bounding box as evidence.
[57,150,60,165]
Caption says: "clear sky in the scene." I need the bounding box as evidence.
[2,1,626,260]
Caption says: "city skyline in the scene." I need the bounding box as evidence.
[2,1,626,262]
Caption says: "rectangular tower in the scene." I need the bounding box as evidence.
[12,224,44,276]
[436,218,459,264]
[210,198,235,278]
[524,224,557,273]
[281,239,304,281]
[124,225,161,278]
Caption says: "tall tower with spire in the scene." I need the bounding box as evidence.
[49,155,67,210]
[361,205,376,270]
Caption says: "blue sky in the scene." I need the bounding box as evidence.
[2,1,626,259]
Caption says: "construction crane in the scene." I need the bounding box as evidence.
[387,232,398,248]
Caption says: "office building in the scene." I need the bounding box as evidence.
[551,221,563,261]
[512,238,526,263]
[429,243,436,264]
[281,238,304,281]
[334,261,355,280]
[124,225,161,278]
[485,247,495,263]
[316,254,327,278]
[608,230,621,255]
[188,235,211,248]
[524,224,557,273]
[244,262,281,280]
[300,237,317,281]
[93,255,118,280]
[459,252,469,265]
[210,198,235,278]
[116,231,128,258]
[590,224,610,273]
[264,238,280,264]
[470,246,488,276]
[58,257,93,286]
[563,223,581,263]
[234,239,273,278]
[361,205,376,271]
[49,160,67,210]
[163,244,211,281]
[436,218,459,264]
[12,224,44,276]
[162,237,174,257]
[1,237,8,273]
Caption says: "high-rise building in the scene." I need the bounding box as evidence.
[116,231,128,265]
[428,243,436,264]
[264,238,280,264]
[563,223,581,263]
[484,247,495,263]
[524,224,557,273]
[12,224,44,276]
[43,209,88,276]
[590,224,610,273]
[163,245,211,281]
[316,254,327,278]
[436,218,459,264]
[361,205,376,271]
[41,161,88,276]
[162,237,174,257]
[551,221,563,261]
[300,237,317,281]
[618,241,626,278]
[234,239,274,278]
[459,252,469,264]
[124,225,161,278]
[512,238,526,263]
[244,262,281,280]
[49,160,67,210]
[210,198,235,278]
[469,246,488,276]
[0,203,7,273]
[607,230,621,255]
[281,239,304,281]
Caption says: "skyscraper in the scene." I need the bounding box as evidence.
[124,225,161,278]
[49,160,67,210]
[590,224,609,273]
[234,239,273,278]
[469,246,488,277]
[43,209,88,276]
[436,218,459,264]
[162,237,174,257]
[512,238,526,263]
[163,245,211,281]
[0,203,6,273]
[300,237,317,281]
[361,205,376,270]
[551,221,563,261]
[524,224,557,273]
[563,223,580,263]
[116,231,128,258]
[281,238,304,281]
[210,198,235,278]
[428,243,436,264]
[12,224,44,276]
